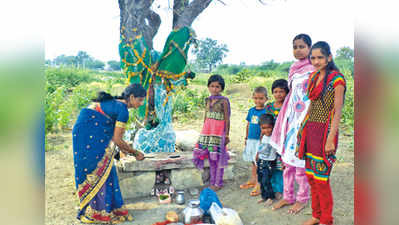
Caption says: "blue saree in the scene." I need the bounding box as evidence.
[72,107,131,223]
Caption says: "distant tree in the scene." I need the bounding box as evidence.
[75,51,91,68]
[107,60,121,71]
[336,46,354,61]
[192,38,229,72]
[214,64,243,75]
[45,59,52,66]
[276,61,294,73]
[260,60,279,71]
[54,54,76,66]
[86,60,105,70]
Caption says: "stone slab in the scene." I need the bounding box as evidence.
[119,151,237,172]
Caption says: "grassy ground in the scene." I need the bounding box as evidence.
[45,82,354,225]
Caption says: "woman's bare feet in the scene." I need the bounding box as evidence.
[257,199,265,204]
[271,199,292,211]
[288,201,307,214]
[302,217,320,225]
[264,198,274,206]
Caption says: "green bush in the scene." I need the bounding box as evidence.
[45,67,124,135]
[341,74,354,131]
[189,73,209,86]
[233,69,252,82]
[45,67,98,94]
[173,88,208,116]
[45,85,67,133]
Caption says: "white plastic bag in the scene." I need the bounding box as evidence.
[209,202,243,225]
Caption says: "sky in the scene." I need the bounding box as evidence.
[44,0,354,65]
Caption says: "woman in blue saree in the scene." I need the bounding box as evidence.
[72,83,145,223]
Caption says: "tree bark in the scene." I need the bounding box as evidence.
[175,0,213,28]
[119,0,161,49]
[173,0,189,29]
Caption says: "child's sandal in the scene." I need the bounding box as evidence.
[239,181,256,189]
[249,184,261,196]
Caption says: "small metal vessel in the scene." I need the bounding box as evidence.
[175,190,185,205]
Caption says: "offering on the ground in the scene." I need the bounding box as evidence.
[165,211,178,222]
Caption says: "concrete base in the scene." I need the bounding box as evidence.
[116,151,237,200]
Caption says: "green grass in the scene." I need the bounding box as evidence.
[44,67,354,151]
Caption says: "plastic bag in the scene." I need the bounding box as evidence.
[209,202,243,225]
[199,188,222,215]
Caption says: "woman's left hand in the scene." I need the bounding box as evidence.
[325,136,335,156]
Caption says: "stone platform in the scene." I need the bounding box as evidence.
[116,151,237,200]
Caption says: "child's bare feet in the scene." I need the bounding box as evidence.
[274,192,282,200]
[302,217,320,225]
[288,201,307,214]
[271,199,292,211]
[257,199,265,204]
[264,198,273,206]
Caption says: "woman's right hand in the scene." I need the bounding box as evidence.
[134,150,145,161]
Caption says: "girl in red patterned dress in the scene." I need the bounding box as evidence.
[192,74,230,191]
[297,41,346,225]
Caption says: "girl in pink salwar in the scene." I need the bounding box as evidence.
[193,74,230,191]
[271,34,315,214]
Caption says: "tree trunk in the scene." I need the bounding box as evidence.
[118,0,213,126]
[119,0,213,50]
[119,0,161,49]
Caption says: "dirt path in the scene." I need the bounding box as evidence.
[45,83,354,224]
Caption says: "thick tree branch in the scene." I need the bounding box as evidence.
[175,0,213,28]
[146,10,161,39]
[173,0,189,29]
[119,0,160,49]
[142,9,161,49]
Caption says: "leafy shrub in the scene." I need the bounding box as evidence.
[45,67,98,93]
[45,67,124,134]
[233,69,252,82]
[341,74,354,131]
[173,88,208,116]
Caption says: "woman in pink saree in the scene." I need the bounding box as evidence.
[271,34,315,214]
